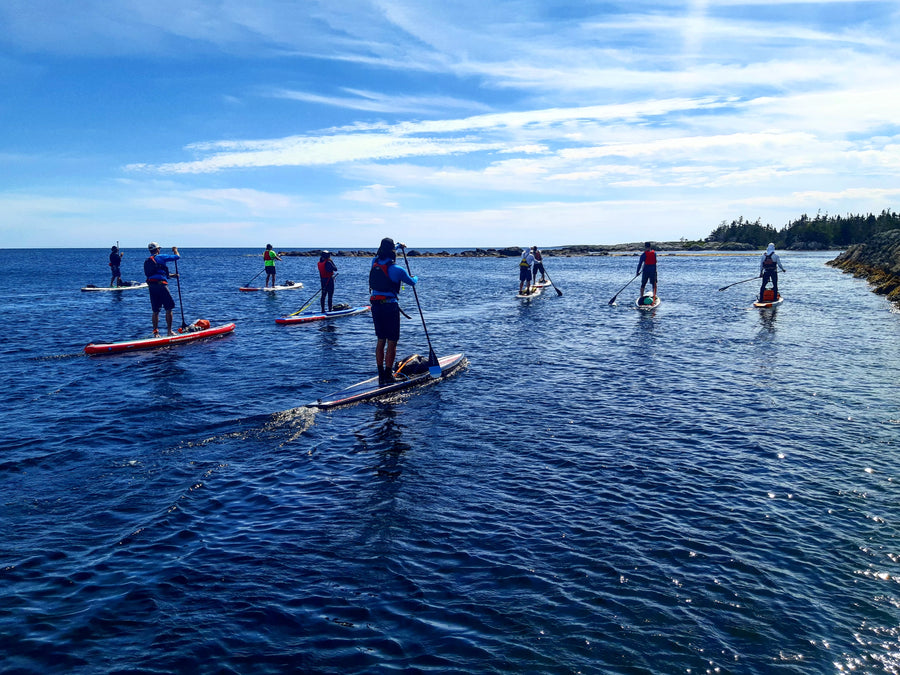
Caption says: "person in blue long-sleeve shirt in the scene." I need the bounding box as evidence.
[368,237,417,385]
[144,242,180,336]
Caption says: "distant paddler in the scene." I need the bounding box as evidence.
[317,250,338,313]
[109,245,124,287]
[263,244,282,288]
[758,243,786,302]
[531,245,547,284]
[635,241,658,305]
[518,247,535,295]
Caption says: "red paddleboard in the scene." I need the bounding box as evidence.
[84,322,235,355]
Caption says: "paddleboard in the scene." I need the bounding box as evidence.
[81,282,148,292]
[239,282,304,292]
[636,295,661,310]
[534,280,552,288]
[275,305,370,325]
[312,353,466,409]
[753,295,784,309]
[84,322,236,355]
[517,286,543,299]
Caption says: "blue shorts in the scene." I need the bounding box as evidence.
[371,301,400,342]
[148,283,175,313]
[641,266,657,286]
[110,266,121,277]
[265,267,276,276]
[519,266,532,282]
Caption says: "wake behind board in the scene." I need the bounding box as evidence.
[239,282,304,292]
[753,294,784,309]
[312,353,466,409]
[81,282,148,292]
[636,295,661,310]
[84,322,236,355]
[276,305,370,325]
[517,286,543,299]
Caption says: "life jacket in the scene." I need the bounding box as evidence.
[643,250,657,266]
[762,252,776,269]
[144,255,166,283]
[369,259,400,296]
[318,260,334,279]
[533,250,543,262]
[264,249,277,265]
[519,256,531,267]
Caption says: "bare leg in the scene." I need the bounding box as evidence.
[152,312,160,335]
[165,309,174,335]
[376,338,386,371]
[385,340,397,374]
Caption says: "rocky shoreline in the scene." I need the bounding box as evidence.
[279,240,802,259]
[827,229,900,307]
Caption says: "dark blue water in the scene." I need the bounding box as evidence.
[2,248,899,674]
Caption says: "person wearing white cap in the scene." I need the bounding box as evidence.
[144,242,180,336]
[758,243,786,302]
[519,247,535,295]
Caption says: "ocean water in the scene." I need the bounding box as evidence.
[2,248,899,674]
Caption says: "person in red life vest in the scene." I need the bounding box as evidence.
[636,241,658,303]
[369,237,417,386]
[758,243,786,301]
[317,250,338,312]
[263,244,282,288]
[531,245,546,284]
[144,242,180,336]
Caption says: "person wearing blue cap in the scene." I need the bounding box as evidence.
[369,237,417,385]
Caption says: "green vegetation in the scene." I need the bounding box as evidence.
[706,210,900,248]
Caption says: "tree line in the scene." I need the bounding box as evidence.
[705,210,900,248]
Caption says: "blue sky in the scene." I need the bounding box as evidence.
[2,0,899,248]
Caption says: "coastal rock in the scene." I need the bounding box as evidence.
[827,229,900,306]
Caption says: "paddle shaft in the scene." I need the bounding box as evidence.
[288,288,322,316]
[245,268,265,286]
[718,276,759,291]
[609,274,639,305]
[543,266,563,296]
[173,259,187,329]
[398,246,440,369]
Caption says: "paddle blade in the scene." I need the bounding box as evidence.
[555,286,563,296]
[427,350,442,378]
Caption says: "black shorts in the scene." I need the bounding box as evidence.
[265,267,276,276]
[371,301,400,342]
[110,266,121,277]
[641,266,657,285]
[149,283,175,313]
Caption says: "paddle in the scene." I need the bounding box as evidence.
[244,268,265,288]
[608,274,638,305]
[397,244,442,378]
[173,258,188,331]
[718,276,759,292]
[287,288,322,317]
[544,267,563,296]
